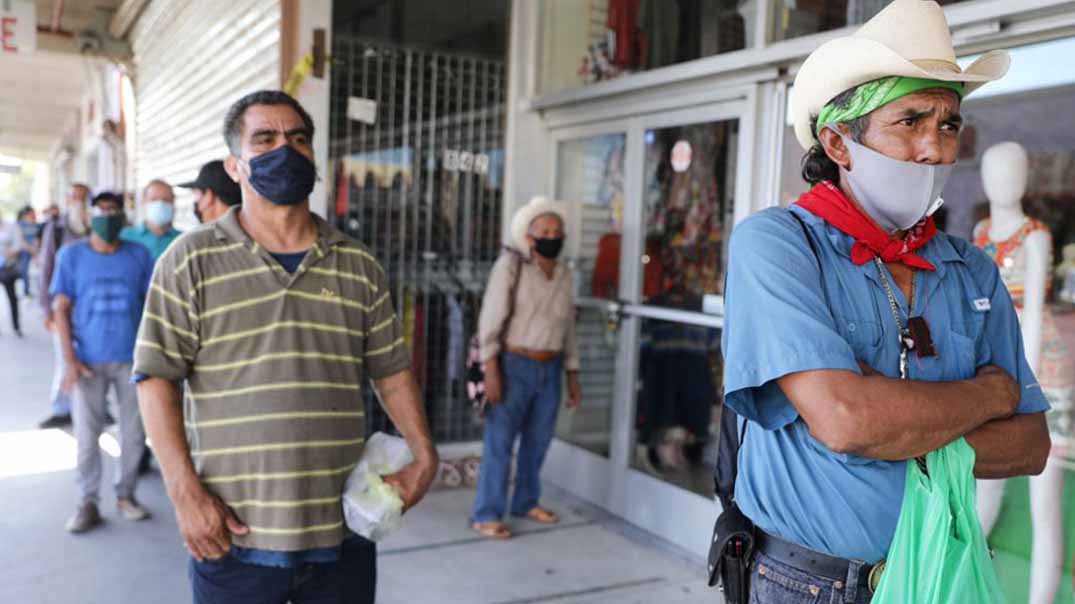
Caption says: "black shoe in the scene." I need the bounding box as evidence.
[104,412,116,426]
[13,329,22,339]
[38,414,73,429]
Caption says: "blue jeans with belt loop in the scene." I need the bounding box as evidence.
[749,552,874,604]
[471,352,563,522]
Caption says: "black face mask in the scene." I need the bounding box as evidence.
[532,237,564,259]
[193,205,204,224]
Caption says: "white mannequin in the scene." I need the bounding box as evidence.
[974,142,1062,604]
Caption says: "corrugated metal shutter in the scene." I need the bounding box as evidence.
[130,0,280,229]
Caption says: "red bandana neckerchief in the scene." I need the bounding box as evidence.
[795,181,937,271]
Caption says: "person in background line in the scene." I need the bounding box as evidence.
[470,195,582,540]
[135,90,438,604]
[179,159,242,224]
[0,212,28,337]
[38,184,92,429]
[15,206,40,297]
[50,191,154,533]
[120,180,182,261]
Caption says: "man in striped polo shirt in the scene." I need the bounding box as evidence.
[134,90,438,604]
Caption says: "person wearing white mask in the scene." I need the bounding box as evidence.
[120,179,182,262]
[716,2,1050,602]
[37,183,91,429]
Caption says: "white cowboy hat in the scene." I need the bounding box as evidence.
[510,195,568,254]
[792,0,1010,151]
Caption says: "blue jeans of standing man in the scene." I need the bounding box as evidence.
[471,353,563,522]
[749,552,874,604]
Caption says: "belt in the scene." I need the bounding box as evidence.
[755,531,884,594]
[505,347,561,363]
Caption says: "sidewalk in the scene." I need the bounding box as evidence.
[0,296,716,604]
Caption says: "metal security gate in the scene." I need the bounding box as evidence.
[330,36,506,443]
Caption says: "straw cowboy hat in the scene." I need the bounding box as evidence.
[792,0,1010,150]
[510,196,568,254]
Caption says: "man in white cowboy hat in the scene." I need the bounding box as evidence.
[719,1,1049,601]
[469,195,582,540]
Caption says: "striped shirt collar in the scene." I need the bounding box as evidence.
[212,206,348,250]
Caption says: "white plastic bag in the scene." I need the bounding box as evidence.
[342,432,414,541]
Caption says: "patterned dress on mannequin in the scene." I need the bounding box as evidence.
[974,218,1074,451]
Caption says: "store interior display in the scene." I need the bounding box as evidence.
[625,120,737,496]
[551,0,748,93]
[973,142,1072,604]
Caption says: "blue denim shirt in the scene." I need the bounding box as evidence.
[721,206,1049,563]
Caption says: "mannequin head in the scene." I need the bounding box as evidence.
[981,142,1028,210]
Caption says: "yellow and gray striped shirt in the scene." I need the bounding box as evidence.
[133,207,410,552]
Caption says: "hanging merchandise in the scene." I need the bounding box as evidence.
[608,0,642,68]
[871,438,1006,604]
[637,0,680,69]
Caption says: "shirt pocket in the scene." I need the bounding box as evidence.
[834,313,883,364]
[915,329,977,382]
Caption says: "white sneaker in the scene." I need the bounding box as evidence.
[116,497,150,521]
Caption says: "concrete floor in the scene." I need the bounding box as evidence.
[0,294,716,603]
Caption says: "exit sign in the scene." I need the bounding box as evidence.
[1,0,36,54]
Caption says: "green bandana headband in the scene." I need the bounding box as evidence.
[815,76,965,135]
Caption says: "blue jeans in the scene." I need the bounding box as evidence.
[749,552,874,604]
[16,251,31,296]
[471,353,563,522]
[189,538,377,604]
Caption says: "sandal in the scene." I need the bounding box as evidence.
[471,521,512,540]
[523,507,559,524]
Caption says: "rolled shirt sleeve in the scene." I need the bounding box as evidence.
[969,247,1051,415]
[563,283,579,371]
[132,245,199,382]
[478,253,515,363]
[721,209,860,430]
[362,260,411,380]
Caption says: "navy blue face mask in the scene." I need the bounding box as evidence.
[246,145,317,206]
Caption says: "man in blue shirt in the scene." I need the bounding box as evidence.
[120,179,182,261]
[51,192,155,533]
[720,2,1050,602]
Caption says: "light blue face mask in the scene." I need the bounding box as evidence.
[145,200,175,226]
[828,125,953,233]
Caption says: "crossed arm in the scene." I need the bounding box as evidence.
[778,367,1049,478]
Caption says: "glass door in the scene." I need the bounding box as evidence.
[542,100,750,558]
[610,103,748,558]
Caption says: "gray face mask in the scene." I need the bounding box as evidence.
[835,130,953,233]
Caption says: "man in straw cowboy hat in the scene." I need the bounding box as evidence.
[719,1,1050,601]
[470,195,582,540]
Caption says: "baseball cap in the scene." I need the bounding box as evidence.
[178,160,242,206]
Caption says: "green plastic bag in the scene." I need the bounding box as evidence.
[871,438,1006,604]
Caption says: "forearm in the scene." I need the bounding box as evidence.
[374,370,438,463]
[966,412,1050,479]
[784,369,1011,460]
[136,378,203,498]
[841,374,1004,459]
[54,303,77,362]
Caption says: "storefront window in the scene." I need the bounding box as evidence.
[540,0,748,96]
[770,0,969,42]
[628,119,737,495]
[554,133,626,457]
